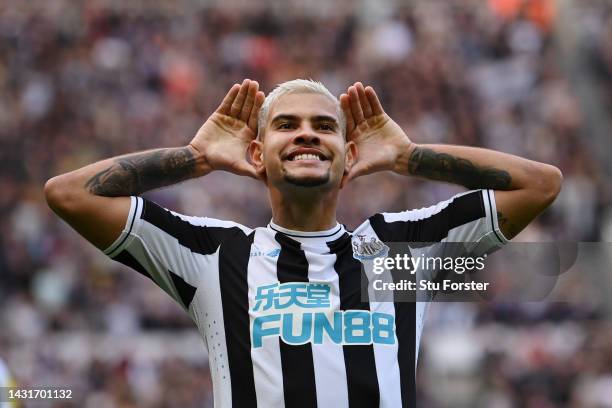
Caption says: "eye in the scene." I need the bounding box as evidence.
[318,123,335,132]
[277,122,294,130]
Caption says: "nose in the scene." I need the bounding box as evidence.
[294,125,320,146]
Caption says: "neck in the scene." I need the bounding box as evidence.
[269,185,339,231]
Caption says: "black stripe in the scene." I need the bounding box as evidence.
[386,238,416,408]
[486,190,505,244]
[393,301,417,407]
[107,197,140,255]
[140,198,242,255]
[168,269,197,309]
[113,249,152,280]
[328,234,380,408]
[369,190,485,243]
[219,230,257,407]
[275,233,317,408]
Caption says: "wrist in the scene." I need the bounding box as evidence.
[393,141,418,176]
[187,143,213,177]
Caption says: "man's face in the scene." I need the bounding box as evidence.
[253,93,353,191]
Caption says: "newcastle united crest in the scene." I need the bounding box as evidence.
[352,234,389,261]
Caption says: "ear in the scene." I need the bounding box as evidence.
[248,140,267,181]
[340,141,357,189]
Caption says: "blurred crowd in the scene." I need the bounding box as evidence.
[1,0,611,406]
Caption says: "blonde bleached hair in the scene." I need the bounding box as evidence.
[257,79,346,139]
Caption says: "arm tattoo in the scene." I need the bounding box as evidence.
[408,147,512,190]
[85,147,197,196]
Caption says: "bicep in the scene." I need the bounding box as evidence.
[74,196,132,250]
[494,189,548,240]
[48,190,131,250]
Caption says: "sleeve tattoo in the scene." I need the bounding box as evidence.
[408,146,512,190]
[85,147,197,196]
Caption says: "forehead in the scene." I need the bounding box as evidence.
[268,93,338,122]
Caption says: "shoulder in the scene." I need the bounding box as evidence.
[105,196,254,258]
[357,190,489,242]
[137,197,253,235]
[378,190,486,224]
[169,210,253,235]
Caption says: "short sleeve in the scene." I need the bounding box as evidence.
[370,189,508,253]
[103,196,252,310]
[367,190,509,363]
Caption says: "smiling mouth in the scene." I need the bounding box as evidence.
[284,151,328,162]
[289,153,325,161]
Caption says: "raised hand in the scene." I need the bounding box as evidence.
[340,82,413,181]
[190,79,265,179]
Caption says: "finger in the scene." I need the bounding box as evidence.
[348,85,365,124]
[365,86,384,116]
[230,79,250,118]
[216,84,241,115]
[240,81,258,123]
[248,91,265,133]
[356,82,373,118]
[339,93,355,136]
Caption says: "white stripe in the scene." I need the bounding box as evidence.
[124,236,234,406]
[381,189,476,223]
[129,222,207,287]
[123,241,181,302]
[190,249,233,408]
[303,242,349,408]
[372,299,402,408]
[170,211,253,235]
[484,189,509,244]
[248,228,285,408]
[104,196,142,257]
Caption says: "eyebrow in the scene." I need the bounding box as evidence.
[270,114,339,126]
[270,114,299,125]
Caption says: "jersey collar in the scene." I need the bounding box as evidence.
[268,220,346,241]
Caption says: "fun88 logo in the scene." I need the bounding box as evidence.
[251,282,396,348]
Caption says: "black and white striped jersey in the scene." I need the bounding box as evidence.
[104,189,507,408]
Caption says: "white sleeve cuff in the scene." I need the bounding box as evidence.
[103,196,143,257]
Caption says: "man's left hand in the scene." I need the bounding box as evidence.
[340,82,413,181]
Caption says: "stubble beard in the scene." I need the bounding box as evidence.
[284,172,331,187]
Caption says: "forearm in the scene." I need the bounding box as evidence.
[401,144,558,192]
[54,145,208,199]
[44,145,209,249]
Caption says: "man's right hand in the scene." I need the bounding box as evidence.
[190,79,265,179]
[45,79,265,250]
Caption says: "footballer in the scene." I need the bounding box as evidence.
[45,79,561,407]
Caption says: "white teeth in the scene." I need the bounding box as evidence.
[292,153,321,161]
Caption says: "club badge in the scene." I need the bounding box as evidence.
[352,234,389,261]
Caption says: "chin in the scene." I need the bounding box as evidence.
[284,173,331,188]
